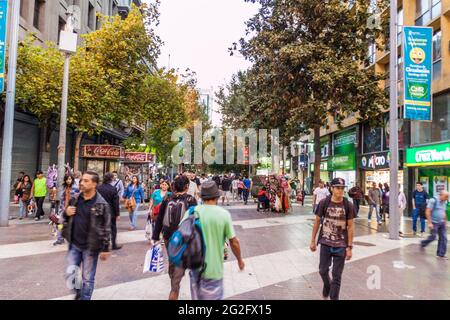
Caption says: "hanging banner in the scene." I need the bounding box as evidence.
[0,0,8,92]
[403,26,433,121]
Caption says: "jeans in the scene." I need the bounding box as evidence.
[353,199,361,216]
[412,208,426,233]
[242,189,249,203]
[65,244,99,300]
[189,269,224,300]
[129,203,140,229]
[35,197,45,218]
[368,204,381,223]
[19,199,29,218]
[421,221,447,257]
[319,244,346,300]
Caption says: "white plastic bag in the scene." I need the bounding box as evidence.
[145,219,153,240]
[143,243,164,274]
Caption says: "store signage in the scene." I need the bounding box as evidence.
[82,145,125,159]
[403,26,433,121]
[406,143,450,167]
[334,129,356,155]
[360,152,390,170]
[0,1,8,92]
[310,161,328,172]
[328,153,356,171]
[124,152,155,163]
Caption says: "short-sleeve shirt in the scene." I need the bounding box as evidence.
[243,179,251,189]
[183,204,235,280]
[152,189,171,206]
[316,199,355,248]
[427,197,448,223]
[413,190,429,207]
[33,178,47,197]
[313,187,330,204]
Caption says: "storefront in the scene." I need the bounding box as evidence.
[120,151,155,185]
[329,128,357,189]
[81,144,125,178]
[405,142,450,219]
[359,151,404,194]
[309,160,329,184]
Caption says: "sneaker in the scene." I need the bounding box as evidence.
[378,221,382,225]
[112,245,123,250]
[368,219,371,223]
[53,240,64,246]
[420,232,425,238]
[437,256,449,260]
[34,217,40,221]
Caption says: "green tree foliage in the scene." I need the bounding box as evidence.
[219,0,389,183]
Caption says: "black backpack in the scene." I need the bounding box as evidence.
[163,195,194,231]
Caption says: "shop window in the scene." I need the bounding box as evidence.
[433,30,442,80]
[411,93,450,145]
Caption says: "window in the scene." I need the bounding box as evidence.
[57,17,66,45]
[411,93,450,145]
[433,30,442,80]
[88,2,95,30]
[33,0,45,31]
[416,0,441,26]
[20,0,28,18]
[366,42,376,66]
[397,7,403,45]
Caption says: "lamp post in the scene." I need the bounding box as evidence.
[0,0,20,227]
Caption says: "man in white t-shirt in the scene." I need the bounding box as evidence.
[185,171,199,200]
[313,180,331,213]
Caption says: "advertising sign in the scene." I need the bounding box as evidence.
[403,26,433,121]
[328,153,356,171]
[406,143,450,167]
[82,145,125,159]
[360,151,390,170]
[0,1,8,92]
[334,129,356,155]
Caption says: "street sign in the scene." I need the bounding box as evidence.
[0,0,8,92]
[403,26,433,121]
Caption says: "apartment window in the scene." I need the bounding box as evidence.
[20,0,28,18]
[88,2,95,30]
[33,0,45,31]
[366,42,376,66]
[416,0,441,26]
[397,7,403,44]
[433,30,442,80]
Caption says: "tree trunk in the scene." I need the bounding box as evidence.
[313,125,321,188]
[73,132,83,174]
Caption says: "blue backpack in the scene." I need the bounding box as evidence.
[168,206,206,271]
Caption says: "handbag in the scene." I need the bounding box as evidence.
[152,203,161,217]
[125,188,137,212]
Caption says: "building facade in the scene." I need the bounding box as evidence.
[299,0,450,216]
[0,0,142,187]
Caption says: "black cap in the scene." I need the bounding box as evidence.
[331,178,346,187]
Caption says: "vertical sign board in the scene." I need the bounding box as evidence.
[0,0,7,92]
[403,26,433,121]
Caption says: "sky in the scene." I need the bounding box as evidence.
[146,0,259,124]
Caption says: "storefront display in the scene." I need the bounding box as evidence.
[329,129,357,188]
[81,144,125,178]
[120,152,156,197]
[310,161,329,183]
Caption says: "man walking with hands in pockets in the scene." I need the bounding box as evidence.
[310,178,355,300]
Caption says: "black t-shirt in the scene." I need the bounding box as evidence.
[316,199,355,248]
[72,194,97,250]
[221,178,232,191]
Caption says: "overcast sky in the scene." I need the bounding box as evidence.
[153,0,257,90]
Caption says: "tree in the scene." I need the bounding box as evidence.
[221,0,389,184]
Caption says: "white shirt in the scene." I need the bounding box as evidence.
[232,179,239,190]
[187,180,198,198]
[313,187,330,205]
[199,178,208,185]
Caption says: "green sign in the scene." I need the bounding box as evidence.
[334,129,356,155]
[328,153,356,171]
[406,143,450,167]
[0,1,8,92]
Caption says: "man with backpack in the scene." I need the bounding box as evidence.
[111,171,125,201]
[151,175,197,300]
[181,181,245,300]
[310,178,355,300]
[421,190,449,259]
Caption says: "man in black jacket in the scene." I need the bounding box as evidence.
[62,171,111,300]
[98,172,122,250]
[152,175,197,300]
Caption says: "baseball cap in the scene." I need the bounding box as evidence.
[331,178,346,187]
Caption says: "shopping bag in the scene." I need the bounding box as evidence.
[143,243,164,274]
[145,219,153,240]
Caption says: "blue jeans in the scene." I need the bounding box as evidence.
[368,204,381,222]
[412,208,426,233]
[242,189,249,203]
[129,203,140,229]
[65,244,99,300]
[421,221,447,257]
[19,199,29,218]
[189,269,224,300]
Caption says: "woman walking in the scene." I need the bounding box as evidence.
[54,174,79,245]
[17,175,32,220]
[147,180,171,234]
[123,175,145,231]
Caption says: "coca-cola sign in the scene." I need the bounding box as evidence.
[124,152,155,163]
[82,145,124,159]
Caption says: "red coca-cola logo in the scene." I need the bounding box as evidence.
[125,152,147,162]
[82,145,124,159]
